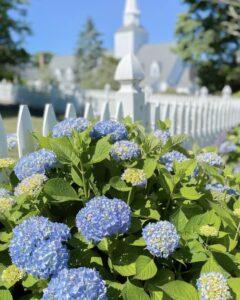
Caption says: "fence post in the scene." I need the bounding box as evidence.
[17,105,35,157]
[84,102,94,119]
[0,114,8,158]
[42,104,58,137]
[65,102,77,119]
[222,85,232,101]
[114,53,145,125]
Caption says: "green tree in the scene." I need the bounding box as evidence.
[0,0,31,80]
[32,52,54,68]
[80,56,119,90]
[74,18,104,86]
[175,0,240,93]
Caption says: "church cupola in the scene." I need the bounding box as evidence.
[114,0,148,59]
[124,0,140,26]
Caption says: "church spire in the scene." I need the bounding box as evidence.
[124,0,140,27]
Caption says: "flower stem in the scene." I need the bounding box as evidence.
[234,221,240,241]
[127,188,133,205]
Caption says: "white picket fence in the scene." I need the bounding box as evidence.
[0,53,240,161]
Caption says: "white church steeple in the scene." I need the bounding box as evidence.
[124,0,140,26]
[114,0,148,59]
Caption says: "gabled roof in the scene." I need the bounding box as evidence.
[137,43,191,88]
[49,55,74,70]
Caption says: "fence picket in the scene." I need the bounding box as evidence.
[42,104,58,137]
[100,102,110,121]
[17,105,35,157]
[0,114,8,158]
[84,102,94,119]
[65,103,77,119]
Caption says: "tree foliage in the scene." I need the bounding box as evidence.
[175,0,240,93]
[74,18,104,85]
[0,0,31,80]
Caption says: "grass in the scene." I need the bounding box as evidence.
[0,105,43,134]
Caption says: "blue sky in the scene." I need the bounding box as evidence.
[26,0,186,55]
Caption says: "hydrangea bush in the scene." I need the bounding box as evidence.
[0,118,240,299]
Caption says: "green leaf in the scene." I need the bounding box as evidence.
[160,281,198,300]
[90,137,111,164]
[44,178,79,202]
[109,176,131,192]
[170,209,188,232]
[0,289,13,300]
[209,202,237,231]
[150,291,164,300]
[122,281,150,300]
[180,186,202,200]
[228,278,240,299]
[134,256,157,281]
[22,275,39,288]
[143,159,157,179]
[201,255,229,277]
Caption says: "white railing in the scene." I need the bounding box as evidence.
[0,53,240,161]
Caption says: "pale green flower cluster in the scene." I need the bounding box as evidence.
[199,225,219,237]
[233,208,240,218]
[2,265,25,284]
[0,158,15,169]
[121,168,147,187]
[14,174,47,197]
[0,197,15,214]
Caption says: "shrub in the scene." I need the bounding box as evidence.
[0,118,240,299]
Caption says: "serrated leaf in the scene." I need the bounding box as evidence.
[143,159,157,179]
[134,256,157,280]
[90,137,111,164]
[109,176,131,192]
[122,281,150,300]
[180,186,202,200]
[44,178,79,202]
[160,281,198,300]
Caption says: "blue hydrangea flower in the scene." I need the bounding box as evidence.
[14,149,58,181]
[219,141,237,154]
[196,152,223,166]
[110,140,140,161]
[90,120,128,142]
[206,183,239,196]
[197,272,231,300]
[142,221,180,258]
[7,133,17,151]
[160,150,189,172]
[52,118,91,138]
[42,267,107,300]
[76,196,131,243]
[154,129,171,145]
[0,188,11,198]
[9,216,70,279]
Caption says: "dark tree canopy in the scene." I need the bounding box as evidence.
[175,0,240,93]
[74,18,104,85]
[0,0,31,80]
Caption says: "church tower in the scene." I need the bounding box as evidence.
[114,0,149,58]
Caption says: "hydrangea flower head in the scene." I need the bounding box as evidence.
[0,197,15,214]
[110,140,140,161]
[206,183,239,196]
[2,265,25,284]
[52,118,91,138]
[43,267,107,300]
[7,133,17,151]
[0,158,15,169]
[14,174,47,197]
[219,141,237,154]
[121,168,147,187]
[154,129,171,145]
[0,188,11,198]
[197,272,231,300]
[9,216,70,279]
[142,221,180,258]
[76,196,131,243]
[199,225,219,237]
[196,152,223,166]
[14,149,57,180]
[160,150,188,172]
[90,120,128,142]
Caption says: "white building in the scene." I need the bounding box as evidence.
[115,0,196,94]
[22,0,196,94]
